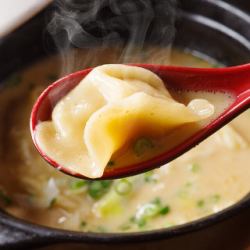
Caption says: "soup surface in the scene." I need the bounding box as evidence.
[0,49,249,232]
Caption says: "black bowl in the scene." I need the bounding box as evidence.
[0,0,250,249]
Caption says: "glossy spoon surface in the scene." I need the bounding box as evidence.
[30,63,250,179]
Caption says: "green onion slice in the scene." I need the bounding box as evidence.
[114,179,132,195]
[88,180,112,200]
[133,137,154,156]
[70,180,87,190]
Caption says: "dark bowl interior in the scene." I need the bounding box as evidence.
[0,0,249,249]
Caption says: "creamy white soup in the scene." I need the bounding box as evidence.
[0,49,249,232]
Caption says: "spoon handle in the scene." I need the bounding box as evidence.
[225,63,250,94]
[138,63,250,95]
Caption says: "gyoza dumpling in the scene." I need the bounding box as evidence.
[51,64,170,139]
[35,64,214,178]
[84,92,204,176]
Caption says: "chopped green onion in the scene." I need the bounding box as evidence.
[165,222,175,228]
[114,179,132,195]
[129,216,136,223]
[133,137,154,156]
[189,163,200,173]
[185,182,192,188]
[144,171,157,183]
[159,206,170,215]
[119,224,131,231]
[137,218,147,228]
[88,180,112,200]
[139,203,160,218]
[210,194,221,203]
[70,180,87,190]
[0,190,12,205]
[80,221,87,228]
[151,197,161,205]
[134,198,170,228]
[94,191,123,217]
[197,199,205,208]
[96,226,107,232]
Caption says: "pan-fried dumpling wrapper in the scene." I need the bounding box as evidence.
[35,64,214,178]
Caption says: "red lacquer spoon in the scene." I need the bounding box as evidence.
[30,63,250,179]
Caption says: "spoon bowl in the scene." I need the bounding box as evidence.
[30,63,250,179]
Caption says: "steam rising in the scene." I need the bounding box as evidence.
[48,0,177,75]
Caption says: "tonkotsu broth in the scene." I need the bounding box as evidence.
[0,48,249,232]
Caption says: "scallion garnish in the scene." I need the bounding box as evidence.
[159,206,170,215]
[88,180,112,200]
[151,197,161,205]
[165,221,175,228]
[80,221,87,228]
[139,203,160,218]
[210,194,221,203]
[70,180,87,190]
[96,226,107,232]
[133,137,154,156]
[137,218,147,228]
[119,223,131,231]
[189,163,200,173]
[114,179,132,195]
[197,199,205,208]
[144,171,157,183]
[133,198,170,228]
